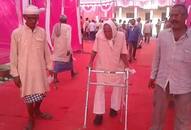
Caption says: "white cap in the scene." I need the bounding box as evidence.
[23,5,42,15]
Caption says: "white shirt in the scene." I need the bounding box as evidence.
[143,23,152,34]
[151,28,191,94]
[52,23,72,62]
[88,22,96,32]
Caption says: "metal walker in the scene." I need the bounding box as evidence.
[82,67,135,130]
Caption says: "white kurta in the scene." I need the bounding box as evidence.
[93,30,128,114]
[52,23,72,62]
[93,30,128,84]
[10,25,53,97]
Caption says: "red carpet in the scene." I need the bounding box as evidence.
[0,39,174,130]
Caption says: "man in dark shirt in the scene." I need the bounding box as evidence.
[126,19,141,62]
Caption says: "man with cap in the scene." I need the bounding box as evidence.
[88,19,129,125]
[52,14,77,82]
[10,5,53,130]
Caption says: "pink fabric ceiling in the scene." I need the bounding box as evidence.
[81,2,115,20]
[80,0,175,7]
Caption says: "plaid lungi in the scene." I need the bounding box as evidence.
[53,61,73,73]
[23,93,46,104]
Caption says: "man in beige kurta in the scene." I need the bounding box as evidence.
[52,15,77,82]
[10,5,53,130]
[88,19,129,125]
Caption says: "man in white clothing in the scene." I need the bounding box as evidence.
[88,19,129,125]
[88,20,97,40]
[52,15,77,82]
[143,20,152,43]
[10,5,53,130]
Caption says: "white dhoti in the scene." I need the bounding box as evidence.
[93,73,124,114]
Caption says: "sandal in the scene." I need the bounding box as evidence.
[36,112,53,120]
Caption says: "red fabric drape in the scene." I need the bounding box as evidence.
[32,0,81,51]
[0,0,19,43]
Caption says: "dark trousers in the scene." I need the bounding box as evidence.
[90,31,96,40]
[129,41,138,60]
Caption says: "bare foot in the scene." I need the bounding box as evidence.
[35,112,53,120]
[71,72,78,78]
[24,120,34,130]
[53,78,59,83]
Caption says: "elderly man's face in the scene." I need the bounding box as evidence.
[103,24,112,40]
[24,14,39,29]
[169,7,187,30]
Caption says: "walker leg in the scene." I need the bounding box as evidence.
[120,88,125,123]
[83,68,91,128]
[124,87,128,130]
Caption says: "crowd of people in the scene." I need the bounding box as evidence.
[9,3,191,130]
[81,15,172,63]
